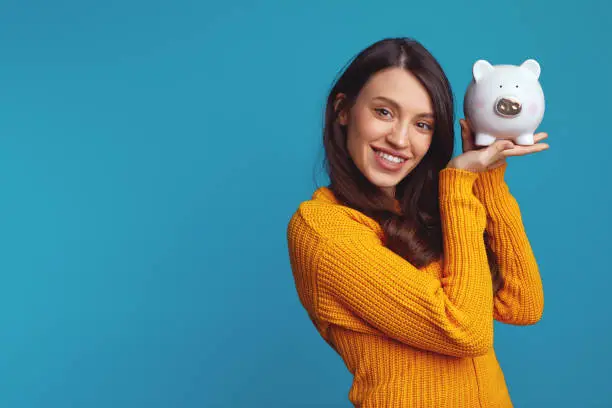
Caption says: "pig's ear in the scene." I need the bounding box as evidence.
[473,60,494,82]
[520,59,541,79]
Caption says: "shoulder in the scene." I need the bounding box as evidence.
[287,187,384,245]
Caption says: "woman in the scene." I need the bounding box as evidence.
[286,37,548,407]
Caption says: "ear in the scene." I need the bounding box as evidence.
[520,59,541,79]
[334,93,348,125]
[473,60,494,82]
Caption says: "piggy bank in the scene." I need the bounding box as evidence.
[463,59,545,146]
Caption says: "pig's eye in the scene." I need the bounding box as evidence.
[499,85,503,88]
[515,85,519,88]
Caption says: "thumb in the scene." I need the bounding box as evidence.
[488,139,513,159]
[494,139,514,151]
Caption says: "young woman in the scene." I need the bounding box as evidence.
[286,37,548,407]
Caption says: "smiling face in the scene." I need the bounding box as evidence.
[335,67,435,198]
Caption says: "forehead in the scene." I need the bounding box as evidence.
[360,67,432,111]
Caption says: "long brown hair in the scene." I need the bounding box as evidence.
[315,37,503,295]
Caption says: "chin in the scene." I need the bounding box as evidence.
[366,171,404,190]
[359,153,413,190]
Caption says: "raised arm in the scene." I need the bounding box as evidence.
[288,168,494,358]
[473,161,545,325]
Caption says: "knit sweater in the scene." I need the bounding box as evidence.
[286,161,544,408]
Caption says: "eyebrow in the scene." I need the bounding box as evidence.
[372,96,434,118]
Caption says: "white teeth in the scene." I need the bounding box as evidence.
[376,150,405,163]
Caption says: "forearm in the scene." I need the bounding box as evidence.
[309,168,495,357]
[473,162,544,325]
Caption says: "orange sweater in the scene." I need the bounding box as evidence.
[286,162,544,407]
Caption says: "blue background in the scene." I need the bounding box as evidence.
[0,1,609,407]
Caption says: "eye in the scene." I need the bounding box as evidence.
[374,108,392,119]
[417,122,433,131]
[515,85,519,88]
[499,85,503,88]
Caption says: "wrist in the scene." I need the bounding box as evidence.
[447,158,481,173]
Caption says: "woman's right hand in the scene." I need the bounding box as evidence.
[446,139,515,173]
[447,119,550,173]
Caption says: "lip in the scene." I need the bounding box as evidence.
[371,146,411,160]
[372,147,408,172]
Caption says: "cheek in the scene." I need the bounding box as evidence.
[413,135,433,155]
[474,99,485,110]
[359,119,391,141]
[346,120,384,157]
[356,115,392,140]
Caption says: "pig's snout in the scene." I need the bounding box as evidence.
[495,97,522,117]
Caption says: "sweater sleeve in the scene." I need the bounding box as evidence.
[303,168,494,358]
[472,161,545,325]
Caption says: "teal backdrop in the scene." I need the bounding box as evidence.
[0,1,609,407]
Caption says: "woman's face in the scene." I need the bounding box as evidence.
[335,67,435,198]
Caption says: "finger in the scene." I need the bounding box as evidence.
[487,140,514,162]
[534,132,548,143]
[459,119,474,151]
[502,143,549,157]
[460,119,473,139]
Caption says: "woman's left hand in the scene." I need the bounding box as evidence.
[459,118,550,170]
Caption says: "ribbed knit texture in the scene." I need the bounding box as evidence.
[286,162,544,407]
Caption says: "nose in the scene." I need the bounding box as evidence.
[387,123,411,148]
[495,96,522,117]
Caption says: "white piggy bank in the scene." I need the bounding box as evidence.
[464,59,545,146]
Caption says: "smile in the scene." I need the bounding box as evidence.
[372,147,408,171]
